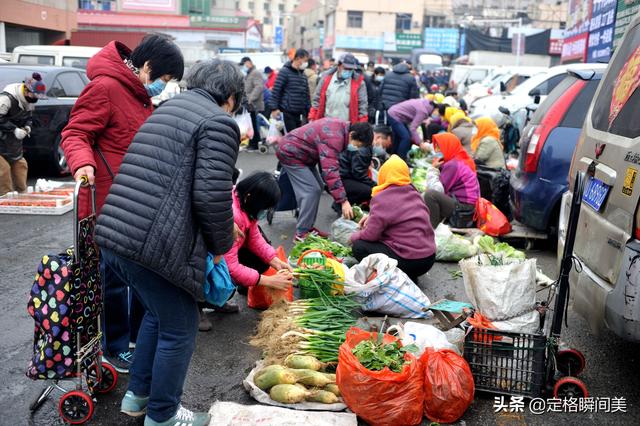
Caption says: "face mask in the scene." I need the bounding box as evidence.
[341,70,353,80]
[25,96,38,104]
[471,127,478,137]
[256,210,268,221]
[373,145,386,156]
[434,152,444,159]
[375,75,384,83]
[242,65,249,75]
[365,70,373,77]
[299,61,309,70]
[145,79,166,97]
[347,144,359,152]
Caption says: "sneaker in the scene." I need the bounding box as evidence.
[212,301,240,314]
[144,406,211,426]
[310,227,329,238]
[103,350,134,374]
[198,310,212,332]
[294,232,308,242]
[241,145,259,152]
[121,391,149,417]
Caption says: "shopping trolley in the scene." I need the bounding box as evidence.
[27,177,117,424]
[464,172,589,399]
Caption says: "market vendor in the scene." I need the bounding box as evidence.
[423,133,480,228]
[199,171,293,331]
[387,98,434,160]
[276,117,374,241]
[350,154,436,283]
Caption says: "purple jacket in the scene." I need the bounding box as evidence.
[276,118,349,203]
[350,185,436,259]
[439,160,480,205]
[388,99,434,146]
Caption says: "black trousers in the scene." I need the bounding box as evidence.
[342,178,374,205]
[283,111,303,133]
[352,239,435,283]
[249,110,262,149]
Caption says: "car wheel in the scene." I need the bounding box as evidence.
[50,134,70,176]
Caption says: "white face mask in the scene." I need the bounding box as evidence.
[299,61,309,70]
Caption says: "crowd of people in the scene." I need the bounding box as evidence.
[2,35,514,426]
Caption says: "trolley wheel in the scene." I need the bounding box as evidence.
[258,144,269,154]
[87,361,118,394]
[553,376,589,399]
[267,208,275,225]
[556,349,586,377]
[58,390,94,424]
[29,386,54,412]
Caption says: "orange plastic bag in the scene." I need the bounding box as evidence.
[247,246,293,309]
[467,312,501,343]
[421,348,475,424]
[474,197,512,236]
[336,327,424,426]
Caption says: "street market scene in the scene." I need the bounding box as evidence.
[2,0,640,425]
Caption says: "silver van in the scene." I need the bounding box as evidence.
[558,13,640,341]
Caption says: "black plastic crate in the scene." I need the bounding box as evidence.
[464,327,547,398]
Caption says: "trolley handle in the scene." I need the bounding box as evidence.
[73,176,97,259]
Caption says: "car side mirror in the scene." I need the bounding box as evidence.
[534,95,541,104]
[529,88,541,97]
[500,82,507,93]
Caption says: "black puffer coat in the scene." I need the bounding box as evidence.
[268,61,310,114]
[95,89,239,300]
[380,63,419,110]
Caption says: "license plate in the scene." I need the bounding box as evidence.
[583,177,610,211]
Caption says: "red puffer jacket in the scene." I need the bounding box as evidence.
[61,41,152,218]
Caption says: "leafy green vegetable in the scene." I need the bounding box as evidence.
[475,236,525,260]
[411,168,429,193]
[352,205,365,223]
[352,337,419,373]
[290,234,352,260]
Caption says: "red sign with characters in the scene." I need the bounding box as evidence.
[549,38,564,55]
[561,33,589,62]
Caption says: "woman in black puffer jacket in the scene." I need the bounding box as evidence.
[95,59,243,426]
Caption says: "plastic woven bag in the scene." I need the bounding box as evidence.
[420,348,475,424]
[336,328,424,426]
[204,256,235,307]
[475,197,512,236]
[247,247,293,309]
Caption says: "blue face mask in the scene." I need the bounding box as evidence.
[256,210,268,221]
[242,65,249,75]
[373,145,386,156]
[341,70,353,80]
[375,75,384,83]
[347,144,359,152]
[145,79,166,97]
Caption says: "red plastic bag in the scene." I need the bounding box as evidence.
[474,197,512,236]
[336,327,424,426]
[421,348,475,424]
[247,247,293,309]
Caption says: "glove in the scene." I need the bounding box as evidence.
[24,125,31,135]
[13,128,27,140]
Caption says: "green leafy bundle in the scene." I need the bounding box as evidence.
[290,234,352,259]
[352,336,419,373]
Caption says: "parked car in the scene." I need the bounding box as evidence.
[510,68,604,234]
[11,45,100,69]
[463,66,547,105]
[0,64,89,175]
[558,13,640,341]
[455,65,495,96]
[469,64,605,129]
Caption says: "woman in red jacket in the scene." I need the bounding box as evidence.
[61,34,184,373]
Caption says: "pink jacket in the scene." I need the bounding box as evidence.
[224,190,277,287]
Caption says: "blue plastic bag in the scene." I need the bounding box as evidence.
[203,255,235,307]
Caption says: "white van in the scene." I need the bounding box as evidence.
[12,46,101,69]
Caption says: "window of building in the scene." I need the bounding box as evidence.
[396,13,412,31]
[279,16,284,26]
[248,1,254,9]
[264,16,272,24]
[264,2,270,12]
[347,11,363,28]
[235,1,240,9]
[278,3,285,12]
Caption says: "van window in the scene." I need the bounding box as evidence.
[529,76,577,126]
[18,55,54,65]
[62,57,90,69]
[467,69,487,83]
[592,23,640,139]
[560,79,600,128]
[531,73,566,96]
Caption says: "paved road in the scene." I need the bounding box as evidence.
[1,151,638,425]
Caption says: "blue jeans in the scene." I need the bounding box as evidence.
[100,257,144,356]
[388,114,412,160]
[101,249,199,422]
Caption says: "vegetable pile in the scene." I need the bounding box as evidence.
[253,355,341,405]
[251,296,360,363]
[290,234,352,260]
[296,267,343,299]
[352,334,418,373]
[475,236,525,260]
[411,168,429,193]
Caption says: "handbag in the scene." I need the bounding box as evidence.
[448,197,476,229]
[203,256,236,307]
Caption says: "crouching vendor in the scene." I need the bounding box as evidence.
[350,155,436,283]
[199,172,293,331]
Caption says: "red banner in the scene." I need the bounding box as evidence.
[561,33,589,62]
[549,38,564,55]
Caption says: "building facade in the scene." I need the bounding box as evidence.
[233,0,300,48]
[0,0,78,52]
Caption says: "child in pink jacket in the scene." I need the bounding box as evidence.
[199,172,293,331]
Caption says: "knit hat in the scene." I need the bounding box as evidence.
[25,73,47,99]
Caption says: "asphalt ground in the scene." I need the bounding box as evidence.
[1,150,638,425]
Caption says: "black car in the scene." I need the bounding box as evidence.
[0,64,89,175]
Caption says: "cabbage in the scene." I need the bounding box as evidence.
[435,225,478,262]
[474,235,525,260]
